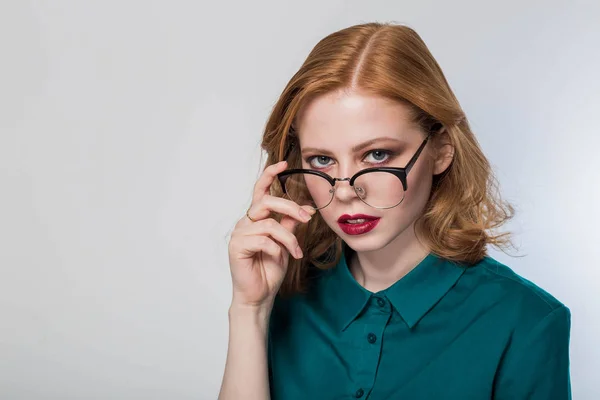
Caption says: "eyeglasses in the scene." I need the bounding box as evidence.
[276,132,432,210]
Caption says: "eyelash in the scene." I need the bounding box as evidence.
[306,149,396,169]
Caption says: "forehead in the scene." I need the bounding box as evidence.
[294,90,418,147]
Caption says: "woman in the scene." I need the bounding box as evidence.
[219,22,571,399]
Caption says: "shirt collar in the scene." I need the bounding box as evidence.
[326,242,467,331]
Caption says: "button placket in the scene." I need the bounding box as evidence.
[350,296,390,399]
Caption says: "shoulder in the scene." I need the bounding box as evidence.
[473,256,565,305]
[475,257,574,397]
[462,255,571,338]
[469,256,567,308]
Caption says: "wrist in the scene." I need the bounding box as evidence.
[228,300,273,321]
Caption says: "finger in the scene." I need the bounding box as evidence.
[237,235,284,261]
[279,205,315,234]
[243,218,304,259]
[252,160,288,204]
[247,194,316,226]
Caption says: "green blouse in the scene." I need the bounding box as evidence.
[268,243,571,399]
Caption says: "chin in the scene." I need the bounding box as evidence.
[339,219,412,254]
[338,229,389,253]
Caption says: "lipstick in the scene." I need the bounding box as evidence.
[337,214,381,235]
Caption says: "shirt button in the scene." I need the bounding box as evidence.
[367,333,377,344]
[354,388,365,398]
[376,298,386,307]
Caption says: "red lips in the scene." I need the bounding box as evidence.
[337,214,379,222]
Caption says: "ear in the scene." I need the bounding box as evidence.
[432,128,454,176]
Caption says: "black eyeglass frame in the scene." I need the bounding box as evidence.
[276,131,433,210]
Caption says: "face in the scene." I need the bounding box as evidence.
[294,89,451,254]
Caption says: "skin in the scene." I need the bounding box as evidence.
[220,89,453,400]
[294,88,454,292]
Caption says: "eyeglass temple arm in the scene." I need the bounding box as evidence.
[405,133,432,175]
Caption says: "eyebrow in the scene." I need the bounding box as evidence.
[301,136,405,156]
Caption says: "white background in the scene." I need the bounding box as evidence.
[1,1,598,399]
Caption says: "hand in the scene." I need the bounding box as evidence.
[227,160,316,309]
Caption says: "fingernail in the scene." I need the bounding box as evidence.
[295,245,303,258]
[299,208,312,220]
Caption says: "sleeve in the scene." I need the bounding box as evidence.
[267,318,274,389]
[493,305,572,400]
[267,296,280,399]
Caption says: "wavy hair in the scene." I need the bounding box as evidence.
[258,22,517,297]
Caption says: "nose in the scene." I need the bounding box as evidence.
[332,177,358,203]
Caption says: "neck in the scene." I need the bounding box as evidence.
[348,222,430,293]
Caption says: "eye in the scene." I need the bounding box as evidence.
[307,155,333,169]
[364,149,392,164]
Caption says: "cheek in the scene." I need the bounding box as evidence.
[405,155,433,195]
[392,159,434,219]
[402,169,434,216]
[318,207,339,227]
